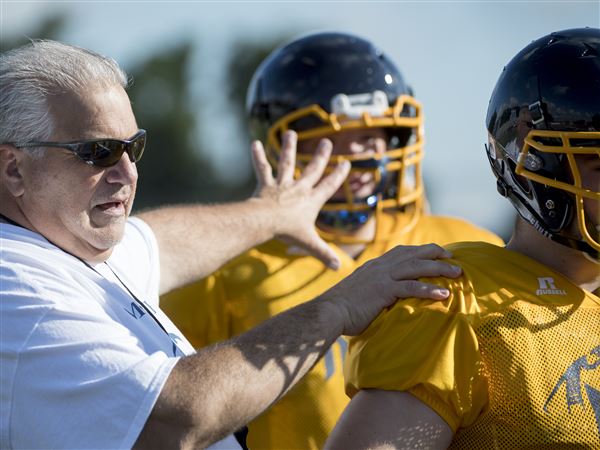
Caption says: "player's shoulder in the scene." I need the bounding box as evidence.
[416,214,504,246]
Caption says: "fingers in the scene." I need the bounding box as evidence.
[384,243,453,262]
[389,280,451,301]
[390,258,462,281]
[300,139,333,186]
[293,229,341,270]
[251,140,274,186]
[314,160,351,203]
[277,131,297,185]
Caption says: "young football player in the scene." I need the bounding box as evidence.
[326,27,600,449]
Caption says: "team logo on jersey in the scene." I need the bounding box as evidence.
[543,345,600,437]
[536,277,567,296]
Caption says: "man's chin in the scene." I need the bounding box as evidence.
[83,227,126,260]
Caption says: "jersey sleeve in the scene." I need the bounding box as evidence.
[344,277,488,431]
[161,272,231,349]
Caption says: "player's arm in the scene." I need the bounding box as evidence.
[137,131,350,295]
[325,389,454,450]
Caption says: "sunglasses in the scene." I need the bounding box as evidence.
[9,129,146,167]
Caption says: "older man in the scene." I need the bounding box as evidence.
[0,40,461,449]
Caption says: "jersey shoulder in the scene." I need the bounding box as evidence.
[417,215,504,246]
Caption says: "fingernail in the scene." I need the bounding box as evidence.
[328,260,340,270]
[451,265,462,273]
[434,288,450,298]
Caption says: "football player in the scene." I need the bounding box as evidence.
[162,32,503,450]
[326,27,600,449]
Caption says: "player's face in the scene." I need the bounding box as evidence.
[297,128,387,200]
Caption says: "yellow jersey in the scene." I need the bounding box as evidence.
[345,242,600,448]
[162,215,503,449]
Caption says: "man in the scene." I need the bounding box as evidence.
[325,27,600,449]
[162,32,503,450]
[0,40,465,449]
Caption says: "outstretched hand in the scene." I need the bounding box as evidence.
[251,130,350,270]
[322,243,463,336]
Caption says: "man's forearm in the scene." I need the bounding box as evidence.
[135,244,461,449]
[135,295,342,449]
[137,199,277,294]
[138,135,350,295]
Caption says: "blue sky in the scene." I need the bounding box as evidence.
[3,1,599,237]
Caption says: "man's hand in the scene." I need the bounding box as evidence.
[251,130,350,270]
[138,243,462,449]
[320,243,462,336]
[139,131,349,294]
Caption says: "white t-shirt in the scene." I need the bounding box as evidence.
[0,218,240,450]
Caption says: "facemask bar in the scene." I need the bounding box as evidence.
[519,129,600,252]
[265,95,425,244]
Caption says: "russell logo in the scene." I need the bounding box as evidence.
[536,277,567,296]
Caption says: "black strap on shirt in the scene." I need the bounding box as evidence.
[0,212,23,228]
[234,426,249,450]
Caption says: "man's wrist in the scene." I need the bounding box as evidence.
[246,197,278,238]
[309,292,347,338]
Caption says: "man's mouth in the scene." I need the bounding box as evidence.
[95,201,126,216]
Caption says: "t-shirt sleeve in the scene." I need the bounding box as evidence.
[111,217,161,304]
[9,271,178,449]
[343,277,488,431]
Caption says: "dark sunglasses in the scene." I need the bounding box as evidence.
[9,129,146,167]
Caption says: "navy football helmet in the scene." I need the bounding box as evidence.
[486,28,600,258]
[246,32,424,243]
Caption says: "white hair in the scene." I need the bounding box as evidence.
[0,40,129,155]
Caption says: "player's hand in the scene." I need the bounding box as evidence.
[321,243,462,336]
[251,130,350,270]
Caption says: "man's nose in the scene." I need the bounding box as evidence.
[104,151,138,185]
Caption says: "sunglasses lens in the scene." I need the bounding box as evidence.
[86,142,124,167]
[130,133,146,162]
[75,131,146,167]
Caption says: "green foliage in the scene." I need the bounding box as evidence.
[127,42,219,209]
[225,38,284,142]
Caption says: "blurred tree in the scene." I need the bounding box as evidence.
[127,42,223,210]
[218,36,293,201]
[225,39,283,142]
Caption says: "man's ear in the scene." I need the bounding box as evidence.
[0,145,26,197]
